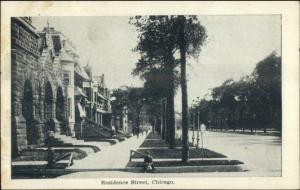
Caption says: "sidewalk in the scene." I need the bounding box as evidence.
[66,132,148,170]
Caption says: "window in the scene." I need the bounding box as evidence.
[63,72,71,86]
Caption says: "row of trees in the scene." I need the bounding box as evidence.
[191,52,281,134]
[129,16,207,162]
[111,86,145,134]
[111,86,164,136]
[112,16,207,162]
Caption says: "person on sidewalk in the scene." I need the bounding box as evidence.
[111,126,116,137]
[144,151,154,172]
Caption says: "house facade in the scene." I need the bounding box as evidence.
[11,18,66,157]
[11,17,113,158]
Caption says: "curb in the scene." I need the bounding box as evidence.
[125,164,246,173]
[12,168,127,177]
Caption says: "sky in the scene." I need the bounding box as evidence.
[32,16,281,112]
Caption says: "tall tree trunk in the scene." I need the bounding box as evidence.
[151,119,155,133]
[136,114,140,134]
[168,72,176,149]
[165,97,170,144]
[166,86,175,148]
[165,52,176,149]
[161,99,166,139]
[179,16,189,162]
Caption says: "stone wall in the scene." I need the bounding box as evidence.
[11,18,66,158]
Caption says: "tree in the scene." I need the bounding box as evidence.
[111,87,129,132]
[177,16,207,162]
[111,87,129,115]
[112,86,145,135]
[231,77,250,132]
[211,79,237,130]
[195,52,281,135]
[178,16,189,162]
[143,68,169,136]
[127,87,145,134]
[252,52,281,133]
[130,16,180,148]
[143,96,162,134]
[130,16,208,159]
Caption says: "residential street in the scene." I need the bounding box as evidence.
[187,130,281,176]
[58,130,281,178]
[8,14,285,183]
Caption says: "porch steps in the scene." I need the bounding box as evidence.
[15,147,89,161]
[81,125,126,142]
[52,134,116,151]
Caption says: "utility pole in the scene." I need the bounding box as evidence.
[196,110,200,148]
[161,98,166,139]
[192,111,195,145]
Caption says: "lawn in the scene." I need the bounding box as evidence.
[135,133,224,159]
[126,133,247,172]
[132,148,226,159]
[145,133,162,140]
[140,139,194,147]
[141,133,193,147]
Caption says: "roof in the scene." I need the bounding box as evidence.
[75,63,90,81]
[60,51,75,63]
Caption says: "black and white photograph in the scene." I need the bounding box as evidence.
[1,1,299,189]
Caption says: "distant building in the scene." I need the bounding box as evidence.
[50,28,78,137]
[113,106,129,133]
[121,106,129,132]
[83,69,112,127]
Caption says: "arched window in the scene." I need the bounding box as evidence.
[22,80,37,144]
[44,81,55,132]
[44,82,53,120]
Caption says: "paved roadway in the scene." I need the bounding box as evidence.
[188,130,281,176]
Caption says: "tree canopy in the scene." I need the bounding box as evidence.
[192,52,282,133]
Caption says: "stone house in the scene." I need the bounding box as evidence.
[11,17,115,158]
[11,18,67,157]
